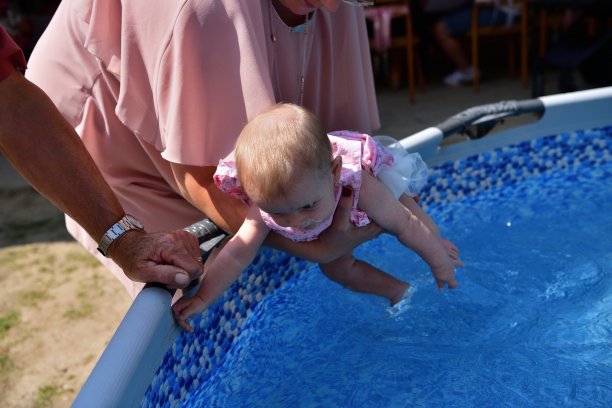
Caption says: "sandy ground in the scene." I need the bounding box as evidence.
[0,186,132,407]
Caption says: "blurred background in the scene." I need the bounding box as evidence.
[1,0,610,135]
[1,0,611,240]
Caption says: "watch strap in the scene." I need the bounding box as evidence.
[97,214,144,257]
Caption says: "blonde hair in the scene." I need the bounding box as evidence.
[235,103,332,203]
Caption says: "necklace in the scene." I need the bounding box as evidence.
[268,0,314,106]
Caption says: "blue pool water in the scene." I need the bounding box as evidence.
[144,127,611,407]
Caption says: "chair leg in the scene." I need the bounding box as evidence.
[520,0,529,87]
[406,11,415,103]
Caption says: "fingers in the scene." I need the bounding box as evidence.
[172,300,195,332]
[172,295,207,332]
[173,230,202,258]
[440,237,465,268]
[155,232,204,287]
[142,264,200,289]
[168,230,203,268]
[452,258,465,268]
[436,277,459,291]
[175,317,194,333]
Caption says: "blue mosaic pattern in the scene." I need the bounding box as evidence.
[140,126,612,407]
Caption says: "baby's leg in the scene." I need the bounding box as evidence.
[319,253,409,306]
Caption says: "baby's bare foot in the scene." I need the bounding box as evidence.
[387,285,417,318]
[390,282,410,306]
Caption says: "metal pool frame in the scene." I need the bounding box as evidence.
[71,86,612,407]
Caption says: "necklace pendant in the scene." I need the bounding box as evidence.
[299,76,305,106]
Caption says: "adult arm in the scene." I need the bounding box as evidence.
[0,67,202,287]
[171,163,382,264]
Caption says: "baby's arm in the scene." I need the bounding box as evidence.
[399,194,463,266]
[399,194,440,237]
[359,171,458,290]
[172,205,270,331]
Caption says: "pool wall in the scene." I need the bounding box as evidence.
[71,87,612,407]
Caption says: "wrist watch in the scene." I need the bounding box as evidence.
[97,214,144,257]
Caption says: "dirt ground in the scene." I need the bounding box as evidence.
[0,187,132,407]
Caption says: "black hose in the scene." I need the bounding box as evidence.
[436,99,545,138]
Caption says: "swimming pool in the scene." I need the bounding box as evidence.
[72,87,612,407]
[168,126,611,407]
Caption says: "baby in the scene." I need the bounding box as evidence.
[173,103,462,331]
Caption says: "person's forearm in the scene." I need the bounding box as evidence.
[0,70,124,241]
[263,233,338,263]
[171,163,248,234]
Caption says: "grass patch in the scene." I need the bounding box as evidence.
[0,310,20,338]
[63,302,94,320]
[20,290,53,307]
[0,248,26,265]
[34,384,65,407]
[64,249,100,268]
[0,353,13,374]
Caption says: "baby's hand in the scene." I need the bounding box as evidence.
[440,237,464,267]
[430,255,458,291]
[172,293,207,333]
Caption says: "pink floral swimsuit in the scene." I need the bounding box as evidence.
[214,130,428,242]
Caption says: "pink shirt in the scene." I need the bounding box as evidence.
[25,0,379,296]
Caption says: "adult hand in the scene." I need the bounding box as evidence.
[315,186,382,263]
[108,230,204,288]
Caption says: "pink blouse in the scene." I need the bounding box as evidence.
[25,0,379,295]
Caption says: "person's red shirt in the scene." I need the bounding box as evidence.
[0,25,27,81]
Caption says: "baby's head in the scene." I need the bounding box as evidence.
[235,103,341,230]
[236,103,332,202]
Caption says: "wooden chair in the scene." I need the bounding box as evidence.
[391,2,425,103]
[469,0,528,93]
[365,0,424,103]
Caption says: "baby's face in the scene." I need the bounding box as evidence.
[255,168,337,230]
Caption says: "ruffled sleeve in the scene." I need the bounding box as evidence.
[212,153,250,204]
[373,135,429,198]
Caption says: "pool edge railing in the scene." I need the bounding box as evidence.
[402,86,612,166]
